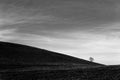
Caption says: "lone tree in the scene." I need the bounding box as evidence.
[89,57,94,62]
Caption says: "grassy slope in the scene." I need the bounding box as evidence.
[0,41,103,65]
[0,41,111,80]
[0,65,120,80]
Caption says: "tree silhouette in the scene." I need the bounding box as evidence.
[89,57,94,62]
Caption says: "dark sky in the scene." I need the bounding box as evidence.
[0,0,120,64]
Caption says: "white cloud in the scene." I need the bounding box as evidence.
[0,29,17,41]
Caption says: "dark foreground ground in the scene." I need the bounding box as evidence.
[0,65,120,80]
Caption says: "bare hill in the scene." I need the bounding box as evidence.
[0,41,103,69]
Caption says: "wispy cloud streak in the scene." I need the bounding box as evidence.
[0,29,17,41]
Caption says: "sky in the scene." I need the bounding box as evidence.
[0,0,120,65]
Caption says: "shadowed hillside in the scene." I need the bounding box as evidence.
[1,65,120,80]
[1,42,120,80]
[0,41,103,69]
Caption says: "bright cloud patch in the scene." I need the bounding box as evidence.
[0,29,17,41]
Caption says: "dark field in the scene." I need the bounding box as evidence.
[0,65,120,80]
[0,42,119,80]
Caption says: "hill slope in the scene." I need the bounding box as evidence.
[0,41,103,67]
[1,65,119,80]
